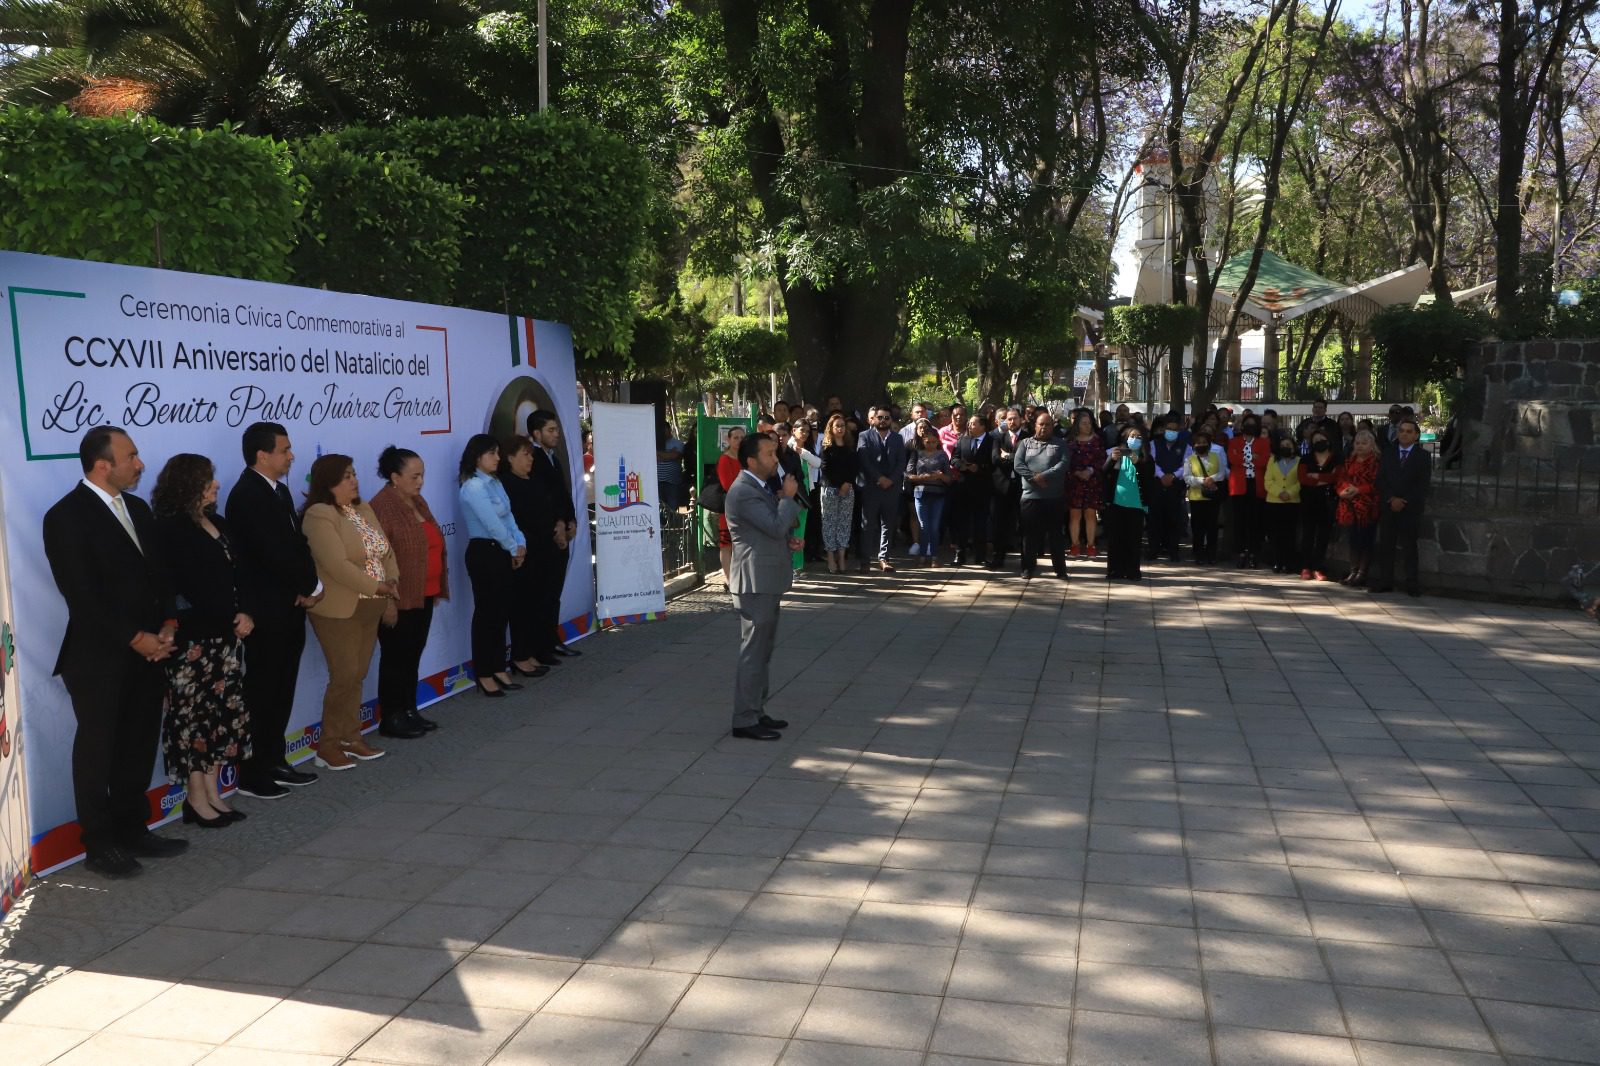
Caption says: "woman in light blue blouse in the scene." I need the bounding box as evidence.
[457,434,526,698]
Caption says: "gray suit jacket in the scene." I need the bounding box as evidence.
[726,472,802,596]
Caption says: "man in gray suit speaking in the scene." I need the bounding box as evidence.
[725,432,802,740]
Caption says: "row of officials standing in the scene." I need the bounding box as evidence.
[41,415,578,879]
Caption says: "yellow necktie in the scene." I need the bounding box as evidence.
[112,496,142,552]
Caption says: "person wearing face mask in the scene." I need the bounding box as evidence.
[1147,415,1190,564]
[1263,435,1302,573]
[1225,416,1271,568]
[1335,428,1380,586]
[1296,430,1340,581]
[1184,429,1227,564]
[1102,424,1154,580]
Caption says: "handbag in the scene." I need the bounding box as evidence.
[698,481,727,514]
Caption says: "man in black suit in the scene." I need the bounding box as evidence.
[225,422,323,799]
[43,427,186,877]
[527,409,582,659]
[949,414,994,566]
[1370,417,1432,597]
[988,407,1024,570]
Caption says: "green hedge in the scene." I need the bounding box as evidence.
[332,113,653,349]
[290,136,465,304]
[704,316,788,377]
[0,107,300,281]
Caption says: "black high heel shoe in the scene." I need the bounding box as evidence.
[474,678,506,699]
[510,662,549,679]
[182,804,232,829]
[220,809,247,823]
[492,674,525,691]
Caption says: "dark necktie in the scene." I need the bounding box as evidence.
[276,482,296,528]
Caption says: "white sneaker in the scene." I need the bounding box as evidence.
[909,544,923,556]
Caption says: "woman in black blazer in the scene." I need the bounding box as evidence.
[152,454,255,828]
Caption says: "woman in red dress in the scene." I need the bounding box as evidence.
[717,425,747,576]
[1335,428,1380,586]
[1065,411,1106,556]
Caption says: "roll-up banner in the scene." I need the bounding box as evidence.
[592,401,667,625]
[0,250,593,872]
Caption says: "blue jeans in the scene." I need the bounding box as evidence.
[914,493,945,556]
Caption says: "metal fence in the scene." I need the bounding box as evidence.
[660,507,699,578]
[1431,450,1600,516]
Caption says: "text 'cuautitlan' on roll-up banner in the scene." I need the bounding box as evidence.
[592,402,667,626]
[0,250,594,872]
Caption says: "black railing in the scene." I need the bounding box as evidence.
[660,507,698,578]
[1432,451,1600,516]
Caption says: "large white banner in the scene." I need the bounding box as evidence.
[0,251,592,870]
[592,402,666,624]
[0,477,28,915]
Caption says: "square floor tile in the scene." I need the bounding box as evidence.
[822,941,955,996]
[666,975,813,1037]
[795,986,940,1049]
[420,953,577,1009]
[931,998,1071,1064]
[540,963,692,1023]
[229,991,407,1056]
[704,931,839,982]
[1067,1008,1208,1066]
[635,1028,784,1066]
[1337,986,1496,1052]
[1074,962,1206,1019]
[1208,972,1346,1037]
[944,949,1075,1007]
[355,1001,529,1065]
[490,1013,653,1065]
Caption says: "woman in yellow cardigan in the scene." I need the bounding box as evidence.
[302,454,399,771]
[1263,436,1302,574]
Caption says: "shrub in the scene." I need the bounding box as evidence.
[0,106,300,281]
[332,113,653,349]
[289,136,464,304]
[1369,303,1490,389]
[703,316,788,379]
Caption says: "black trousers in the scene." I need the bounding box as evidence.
[534,547,568,655]
[62,653,166,852]
[1147,483,1186,558]
[466,538,514,678]
[1019,497,1066,574]
[1374,511,1422,589]
[1299,503,1333,574]
[378,598,435,717]
[989,485,1019,562]
[1230,489,1262,557]
[950,488,992,559]
[1266,503,1300,571]
[241,611,307,780]
[804,485,824,559]
[1190,498,1220,561]
[508,550,540,661]
[1105,504,1145,579]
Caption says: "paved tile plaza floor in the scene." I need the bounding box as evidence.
[4,564,1600,1065]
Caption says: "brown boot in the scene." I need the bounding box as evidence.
[341,737,386,761]
[314,745,356,771]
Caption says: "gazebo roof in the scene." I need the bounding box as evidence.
[1205,253,1433,330]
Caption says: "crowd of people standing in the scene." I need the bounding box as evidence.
[709,395,1433,596]
[43,414,583,879]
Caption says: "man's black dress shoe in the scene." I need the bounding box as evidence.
[758,715,789,730]
[414,711,439,731]
[379,712,427,739]
[236,779,290,800]
[122,833,189,858]
[274,765,318,787]
[84,846,142,878]
[553,642,582,657]
[731,726,782,741]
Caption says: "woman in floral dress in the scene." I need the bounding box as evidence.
[152,454,254,828]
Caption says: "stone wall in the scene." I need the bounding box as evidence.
[1326,507,1595,603]
[1467,339,1600,468]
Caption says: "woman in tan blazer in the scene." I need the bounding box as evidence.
[302,453,398,770]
